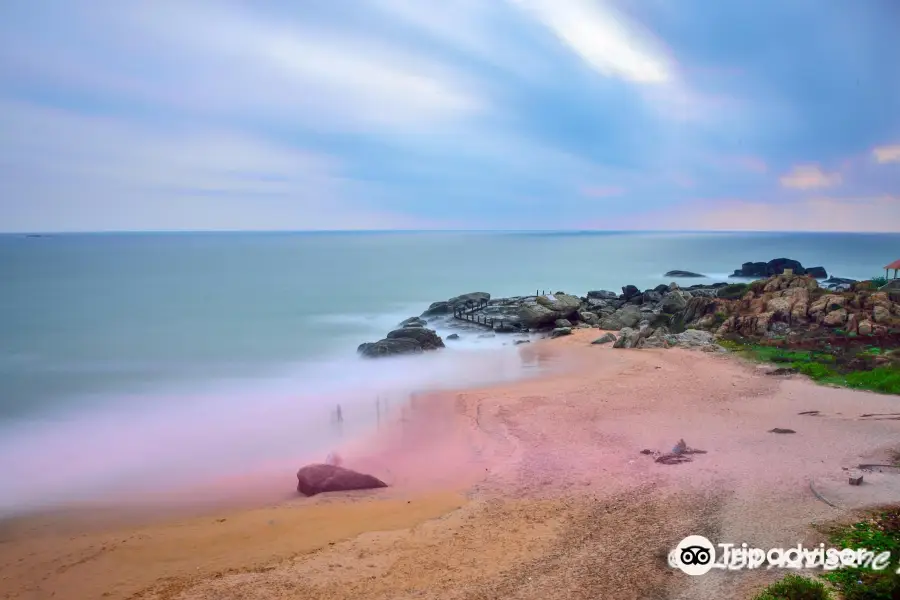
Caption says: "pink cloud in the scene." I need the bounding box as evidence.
[581,185,626,198]
[597,195,900,232]
[873,144,900,164]
[779,164,842,189]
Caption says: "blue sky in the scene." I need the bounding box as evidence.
[1,0,899,232]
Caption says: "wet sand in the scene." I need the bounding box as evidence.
[3,330,900,600]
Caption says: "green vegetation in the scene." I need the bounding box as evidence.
[821,508,900,599]
[752,574,831,600]
[719,339,900,395]
[718,283,750,300]
[844,367,900,395]
[871,276,889,288]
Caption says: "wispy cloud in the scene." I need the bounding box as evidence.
[779,164,842,190]
[874,144,900,164]
[509,0,671,83]
[0,0,897,231]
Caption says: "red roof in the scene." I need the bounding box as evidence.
[886,259,900,270]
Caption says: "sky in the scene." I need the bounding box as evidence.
[1,0,899,232]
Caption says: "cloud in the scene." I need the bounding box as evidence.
[510,0,671,83]
[1,1,487,133]
[581,186,626,198]
[0,100,440,231]
[599,195,900,233]
[779,164,842,189]
[874,145,900,164]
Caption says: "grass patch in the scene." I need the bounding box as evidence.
[844,367,900,395]
[717,339,900,394]
[821,508,900,599]
[717,283,750,300]
[753,574,832,600]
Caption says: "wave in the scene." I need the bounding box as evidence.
[0,322,542,515]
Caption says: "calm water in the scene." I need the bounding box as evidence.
[0,231,896,511]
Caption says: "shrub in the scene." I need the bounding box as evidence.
[753,574,831,600]
[717,283,750,300]
[823,508,900,599]
[871,276,889,288]
[844,367,900,395]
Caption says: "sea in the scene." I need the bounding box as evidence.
[1,230,897,513]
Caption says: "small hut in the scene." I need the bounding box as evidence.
[885,259,900,280]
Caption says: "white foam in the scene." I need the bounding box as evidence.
[0,332,540,515]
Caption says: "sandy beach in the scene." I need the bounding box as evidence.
[4,330,900,600]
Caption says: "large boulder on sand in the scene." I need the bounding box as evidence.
[385,327,445,350]
[296,464,388,496]
[518,293,582,328]
[358,338,423,358]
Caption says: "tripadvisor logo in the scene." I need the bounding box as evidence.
[669,535,715,575]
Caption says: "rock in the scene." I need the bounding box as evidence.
[587,290,618,300]
[598,315,624,330]
[730,258,816,278]
[731,261,768,278]
[768,428,795,434]
[514,339,530,345]
[664,270,705,278]
[357,338,423,358]
[386,327,445,350]
[615,305,643,328]
[296,464,388,496]
[765,258,806,276]
[823,308,848,326]
[421,292,491,317]
[859,319,874,335]
[874,304,892,324]
[653,284,670,294]
[661,291,689,313]
[550,327,572,338]
[399,317,427,328]
[613,327,639,349]
[621,285,641,301]
[421,301,450,317]
[592,333,617,345]
[670,329,716,349]
[494,322,519,333]
[806,266,828,279]
[555,318,573,328]
[578,311,600,326]
[518,293,582,329]
[642,290,663,304]
[446,333,460,340]
[824,276,857,286]
[849,474,864,486]
[478,333,495,338]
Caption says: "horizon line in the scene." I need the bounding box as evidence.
[3,228,900,235]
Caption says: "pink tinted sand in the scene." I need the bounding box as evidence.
[6,329,900,600]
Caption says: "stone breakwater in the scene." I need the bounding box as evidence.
[357,272,900,359]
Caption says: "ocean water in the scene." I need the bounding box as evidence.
[1,231,897,512]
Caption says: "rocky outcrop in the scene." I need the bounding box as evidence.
[730,258,827,279]
[716,273,900,338]
[358,327,444,358]
[399,316,427,328]
[421,292,491,316]
[518,293,582,328]
[664,270,705,278]
[357,338,423,358]
[296,464,388,496]
[385,327,445,350]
